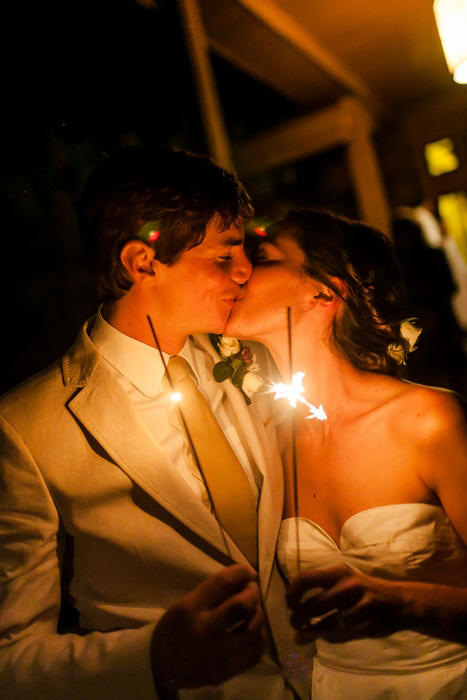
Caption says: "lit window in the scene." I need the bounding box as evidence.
[424,138,460,176]
[438,191,467,263]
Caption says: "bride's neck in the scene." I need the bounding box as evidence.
[267,327,330,389]
[264,328,367,421]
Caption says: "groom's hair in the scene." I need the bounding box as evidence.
[77,146,253,303]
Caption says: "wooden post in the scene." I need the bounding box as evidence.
[342,99,391,237]
[177,0,234,169]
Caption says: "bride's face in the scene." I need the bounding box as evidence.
[226,233,318,340]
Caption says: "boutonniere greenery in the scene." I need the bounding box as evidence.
[209,334,264,405]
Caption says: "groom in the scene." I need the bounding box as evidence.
[0,147,309,699]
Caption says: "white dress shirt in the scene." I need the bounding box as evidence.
[89,311,259,507]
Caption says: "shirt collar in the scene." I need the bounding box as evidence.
[90,309,199,397]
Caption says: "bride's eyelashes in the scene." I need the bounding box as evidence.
[252,241,283,265]
[255,252,281,266]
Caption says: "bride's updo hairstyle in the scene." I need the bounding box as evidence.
[267,209,408,375]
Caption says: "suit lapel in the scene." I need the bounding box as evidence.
[193,335,284,591]
[64,325,242,561]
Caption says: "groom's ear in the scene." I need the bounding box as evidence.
[120,241,156,283]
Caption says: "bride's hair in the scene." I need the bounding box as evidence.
[267,209,409,375]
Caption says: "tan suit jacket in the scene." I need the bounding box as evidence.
[0,318,310,700]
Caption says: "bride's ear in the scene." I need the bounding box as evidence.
[313,277,347,306]
[120,241,156,284]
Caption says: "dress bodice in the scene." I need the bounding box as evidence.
[277,504,467,675]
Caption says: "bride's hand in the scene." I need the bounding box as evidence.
[286,566,407,644]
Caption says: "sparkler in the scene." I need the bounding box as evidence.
[146,315,232,560]
[272,373,327,421]
[288,307,300,572]
[272,308,327,573]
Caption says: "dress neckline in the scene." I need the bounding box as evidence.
[282,502,446,548]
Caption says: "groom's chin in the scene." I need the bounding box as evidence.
[224,317,242,339]
[222,307,236,336]
[224,305,250,340]
[223,311,235,336]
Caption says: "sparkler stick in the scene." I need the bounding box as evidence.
[146,315,232,560]
[276,309,327,572]
[287,307,301,573]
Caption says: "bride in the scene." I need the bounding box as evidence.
[225,209,467,699]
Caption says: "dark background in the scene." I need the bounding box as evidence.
[1,0,206,394]
[1,0,466,397]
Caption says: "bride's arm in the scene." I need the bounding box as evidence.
[287,390,467,645]
[417,391,467,548]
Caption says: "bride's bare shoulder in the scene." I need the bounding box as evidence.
[388,379,467,444]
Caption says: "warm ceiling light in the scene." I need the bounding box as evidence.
[433,0,467,83]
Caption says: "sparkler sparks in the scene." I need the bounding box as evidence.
[272,372,327,421]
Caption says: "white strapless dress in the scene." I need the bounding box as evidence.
[277,504,467,699]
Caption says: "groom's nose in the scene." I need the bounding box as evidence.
[231,249,253,285]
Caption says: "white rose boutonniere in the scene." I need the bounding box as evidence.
[387,318,422,365]
[219,336,241,358]
[210,335,263,404]
[242,371,264,397]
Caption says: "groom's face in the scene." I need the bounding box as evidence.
[154,216,252,336]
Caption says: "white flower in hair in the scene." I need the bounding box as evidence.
[400,319,422,349]
[387,318,422,365]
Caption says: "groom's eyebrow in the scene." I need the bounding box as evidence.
[217,235,245,247]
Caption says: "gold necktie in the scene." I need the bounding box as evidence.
[167,355,258,567]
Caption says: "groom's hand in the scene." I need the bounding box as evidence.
[151,564,266,693]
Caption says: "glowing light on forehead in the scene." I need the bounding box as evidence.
[148,230,160,242]
[171,391,182,403]
[272,372,327,421]
[254,226,267,236]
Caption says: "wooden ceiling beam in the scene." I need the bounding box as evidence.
[235,0,383,115]
[234,98,365,176]
[235,97,391,235]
